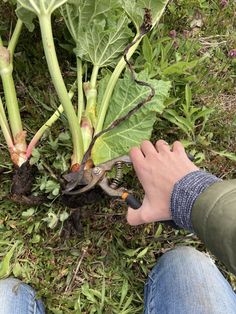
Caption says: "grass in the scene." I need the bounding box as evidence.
[0,1,236,313]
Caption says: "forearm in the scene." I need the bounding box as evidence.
[170,170,221,230]
[171,173,236,275]
[192,180,236,275]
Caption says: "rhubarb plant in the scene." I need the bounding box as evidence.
[11,0,170,174]
[0,16,75,170]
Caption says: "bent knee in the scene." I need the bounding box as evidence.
[160,246,215,266]
[0,278,45,314]
[0,277,36,300]
[149,246,217,279]
[0,278,23,294]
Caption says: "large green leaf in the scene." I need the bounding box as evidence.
[61,0,132,67]
[122,0,170,32]
[61,0,120,42]
[92,72,171,164]
[16,0,67,30]
[74,17,132,67]
[98,72,170,128]
[92,112,156,164]
[17,0,67,14]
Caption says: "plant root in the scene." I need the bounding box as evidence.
[11,161,35,195]
[10,161,47,206]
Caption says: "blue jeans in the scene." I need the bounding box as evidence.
[144,246,236,313]
[0,247,235,313]
[0,278,45,314]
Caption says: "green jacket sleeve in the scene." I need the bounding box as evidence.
[192,179,236,275]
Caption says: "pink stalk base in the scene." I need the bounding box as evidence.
[26,137,39,159]
[10,131,28,167]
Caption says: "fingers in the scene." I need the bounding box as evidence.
[172,141,186,155]
[130,147,145,165]
[140,140,157,157]
[129,147,145,179]
[131,140,173,161]
[155,139,171,153]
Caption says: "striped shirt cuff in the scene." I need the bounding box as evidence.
[171,170,221,230]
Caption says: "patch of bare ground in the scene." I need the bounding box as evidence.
[200,91,236,143]
[200,90,236,114]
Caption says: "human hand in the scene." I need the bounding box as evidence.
[127,140,199,225]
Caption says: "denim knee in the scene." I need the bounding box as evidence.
[0,277,45,314]
[144,246,236,314]
[159,246,215,266]
[0,277,32,294]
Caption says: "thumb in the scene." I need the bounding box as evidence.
[126,196,171,226]
[126,206,144,226]
[126,197,151,226]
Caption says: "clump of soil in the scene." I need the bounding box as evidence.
[6,163,109,234]
[11,161,35,195]
[10,161,46,206]
[61,187,105,208]
[62,210,83,237]
[61,187,108,237]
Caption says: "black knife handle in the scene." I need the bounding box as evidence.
[125,194,142,209]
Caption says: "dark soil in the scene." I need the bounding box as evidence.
[61,187,108,237]
[11,161,35,195]
[8,162,109,232]
[61,187,106,209]
[62,209,83,238]
[10,161,46,206]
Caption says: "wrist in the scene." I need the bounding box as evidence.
[170,170,221,230]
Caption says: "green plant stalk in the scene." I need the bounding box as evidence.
[85,64,99,126]
[26,82,77,158]
[95,34,142,134]
[0,59,24,144]
[39,14,84,165]
[77,58,84,123]
[0,94,11,135]
[90,65,99,89]
[81,117,93,153]
[26,105,64,158]
[95,1,169,134]
[8,19,23,61]
[0,97,14,150]
[0,113,14,150]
